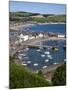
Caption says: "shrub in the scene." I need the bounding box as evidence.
[51,63,66,86]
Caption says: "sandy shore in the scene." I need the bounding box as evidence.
[10,23,35,31]
[10,22,66,31]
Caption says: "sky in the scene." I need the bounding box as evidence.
[9,1,66,15]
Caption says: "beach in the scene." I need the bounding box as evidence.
[10,22,66,31]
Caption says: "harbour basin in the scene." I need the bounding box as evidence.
[17,40,66,71]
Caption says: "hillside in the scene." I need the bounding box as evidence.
[9,63,51,89]
[9,12,66,23]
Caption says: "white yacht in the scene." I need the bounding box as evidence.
[36,49,41,52]
[27,61,31,64]
[44,51,50,55]
[45,59,49,62]
[22,54,26,57]
[47,54,52,59]
[33,63,38,66]
[22,63,27,66]
[41,54,45,57]
[42,66,47,69]
[25,47,29,51]
[53,62,58,65]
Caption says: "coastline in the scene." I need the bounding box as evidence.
[41,62,65,80]
[10,22,66,31]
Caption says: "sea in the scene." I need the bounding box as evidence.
[24,23,66,34]
[18,23,66,71]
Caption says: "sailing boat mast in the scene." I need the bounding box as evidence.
[40,41,43,49]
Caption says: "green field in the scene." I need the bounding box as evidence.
[10,12,66,23]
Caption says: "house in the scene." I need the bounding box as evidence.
[19,33,24,39]
[28,36,35,40]
[58,34,65,38]
[23,35,29,41]
[19,34,29,41]
[38,33,44,38]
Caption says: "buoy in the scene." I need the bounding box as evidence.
[47,55,52,59]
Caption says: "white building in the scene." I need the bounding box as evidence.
[38,33,43,38]
[28,36,35,40]
[58,34,65,38]
[15,40,19,44]
[19,38,23,43]
[19,34,24,39]
[23,35,29,41]
[19,34,29,41]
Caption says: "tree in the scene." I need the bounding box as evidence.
[51,63,66,86]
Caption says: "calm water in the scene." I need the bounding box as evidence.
[18,40,66,71]
[24,24,66,34]
[19,24,66,71]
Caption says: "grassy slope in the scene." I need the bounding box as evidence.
[10,12,66,23]
[9,63,51,89]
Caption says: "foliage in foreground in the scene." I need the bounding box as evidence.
[52,63,66,86]
[9,63,51,89]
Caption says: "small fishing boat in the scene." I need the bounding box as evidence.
[44,51,50,55]
[41,54,45,57]
[42,66,47,69]
[47,55,52,59]
[24,56,29,59]
[45,59,49,62]
[22,63,27,66]
[52,47,59,51]
[53,62,58,65]
[36,49,41,52]
[27,61,31,64]
[19,53,26,56]
[33,63,38,66]
[25,47,29,51]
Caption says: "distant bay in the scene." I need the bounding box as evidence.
[24,23,66,34]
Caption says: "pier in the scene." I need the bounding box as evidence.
[25,44,59,49]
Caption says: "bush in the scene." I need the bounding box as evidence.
[51,63,66,86]
[38,70,43,77]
